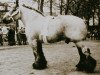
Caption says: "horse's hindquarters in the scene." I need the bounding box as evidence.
[64,27,87,41]
[62,16,87,41]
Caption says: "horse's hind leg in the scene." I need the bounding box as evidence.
[74,41,85,56]
[30,39,47,69]
[74,41,88,70]
[75,42,85,71]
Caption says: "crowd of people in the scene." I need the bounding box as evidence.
[87,29,100,40]
[0,26,100,46]
[17,27,27,45]
[0,26,27,46]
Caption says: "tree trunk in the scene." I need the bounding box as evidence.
[37,0,40,10]
[98,5,100,27]
[40,0,44,12]
[50,0,52,15]
[93,11,95,26]
[86,15,90,29]
[65,0,69,15]
[60,0,63,15]
[16,0,19,32]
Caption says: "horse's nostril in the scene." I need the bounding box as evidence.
[3,18,6,22]
[2,18,12,24]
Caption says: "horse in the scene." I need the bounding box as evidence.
[2,3,88,70]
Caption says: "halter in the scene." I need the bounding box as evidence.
[8,7,21,22]
[7,4,45,22]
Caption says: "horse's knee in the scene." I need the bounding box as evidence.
[28,39,37,47]
[28,39,38,57]
[28,39,47,69]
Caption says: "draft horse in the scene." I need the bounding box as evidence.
[3,4,89,70]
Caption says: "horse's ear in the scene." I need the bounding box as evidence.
[11,9,21,21]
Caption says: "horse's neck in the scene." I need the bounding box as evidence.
[20,6,43,26]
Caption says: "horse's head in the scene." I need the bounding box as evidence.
[3,5,21,24]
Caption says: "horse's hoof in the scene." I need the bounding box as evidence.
[32,62,47,70]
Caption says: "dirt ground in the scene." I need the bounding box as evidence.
[0,41,100,75]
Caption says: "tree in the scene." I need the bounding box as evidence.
[65,0,70,15]
[40,0,44,12]
[50,0,52,15]
[60,0,63,15]
[34,0,44,12]
[68,0,99,26]
[37,0,40,10]
[16,0,19,32]
[98,5,100,27]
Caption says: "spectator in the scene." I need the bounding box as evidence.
[93,29,98,40]
[98,31,100,40]
[8,26,15,46]
[20,27,27,45]
[1,26,8,42]
[0,28,3,46]
[16,28,22,45]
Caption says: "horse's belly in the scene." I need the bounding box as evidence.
[43,24,64,43]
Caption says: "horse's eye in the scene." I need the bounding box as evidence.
[8,15,11,18]
[13,9,16,11]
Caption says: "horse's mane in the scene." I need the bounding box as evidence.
[22,4,45,17]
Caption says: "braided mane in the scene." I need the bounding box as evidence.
[22,4,45,16]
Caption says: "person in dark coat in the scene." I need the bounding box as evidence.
[8,26,15,46]
[0,28,3,46]
[20,27,27,45]
[76,48,97,73]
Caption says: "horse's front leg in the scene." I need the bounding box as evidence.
[30,39,47,69]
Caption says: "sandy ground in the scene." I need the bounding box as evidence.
[0,41,100,75]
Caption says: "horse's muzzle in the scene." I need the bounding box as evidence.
[2,18,13,24]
